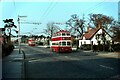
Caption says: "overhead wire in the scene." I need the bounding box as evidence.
[83,0,106,14]
[33,0,56,35]
[65,1,106,26]
[40,0,58,22]
[13,0,17,17]
[40,0,54,20]
[37,0,59,35]
[65,0,107,34]
[77,0,106,23]
[79,0,107,28]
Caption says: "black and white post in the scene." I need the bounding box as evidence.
[17,15,27,54]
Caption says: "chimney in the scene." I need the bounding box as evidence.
[87,27,90,32]
[97,24,101,29]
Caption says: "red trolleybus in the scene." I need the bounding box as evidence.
[28,38,35,46]
[50,30,72,53]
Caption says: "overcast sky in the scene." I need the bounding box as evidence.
[0,0,119,36]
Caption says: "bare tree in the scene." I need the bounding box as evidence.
[3,19,17,41]
[66,14,85,38]
[111,21,120,42]
[89,14,113,30]
[43,22,60,39]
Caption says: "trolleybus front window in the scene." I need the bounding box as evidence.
[62,42,66,46]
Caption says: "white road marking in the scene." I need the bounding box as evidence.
[63,56,80,60]
[29,61,34,62]
[28,59,42,62]
[65,56,68,58]
[99,65,114,70]
[9,61,12,62]
[14,58,23,60]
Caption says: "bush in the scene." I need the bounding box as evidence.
[2,42,14,57]
[82,44,91,50]
[97,44,109,51]
[81,44,110,51]
[112,44,120,51]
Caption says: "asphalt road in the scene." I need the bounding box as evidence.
[20,45,120,79]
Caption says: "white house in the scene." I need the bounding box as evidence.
[79,27,112,47]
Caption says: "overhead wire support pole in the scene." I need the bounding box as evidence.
[18,15,27,54]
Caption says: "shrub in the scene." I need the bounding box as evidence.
[82,44,91,50]
[81,44,110,51]
[112,44,120,51]
[2,42,14,57]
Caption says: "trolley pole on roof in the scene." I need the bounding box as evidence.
[18,15,27,54]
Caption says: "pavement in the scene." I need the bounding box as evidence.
[2,48,23,79]
[79,50,120,59]
[96,51,120,59]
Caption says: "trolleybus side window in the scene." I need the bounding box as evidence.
[52,42,59,45]
[56,42,59,45]
[52,43,55,45]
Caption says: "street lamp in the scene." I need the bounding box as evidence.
[18,15,27,54]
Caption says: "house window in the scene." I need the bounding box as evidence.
[91,41,93,45]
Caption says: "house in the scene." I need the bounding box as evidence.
[35,37,49,45]
[79,27,112,48]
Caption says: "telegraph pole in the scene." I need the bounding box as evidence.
[18,15,27,54]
